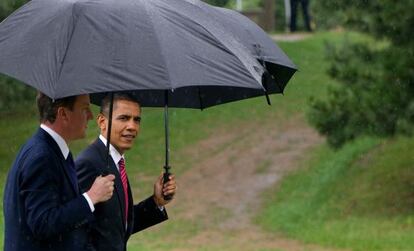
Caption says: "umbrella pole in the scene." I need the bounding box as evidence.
[105,92,114,172]
[261,61,272,106]
[163,91,173,200]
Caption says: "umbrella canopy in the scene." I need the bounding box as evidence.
[184,0,297,93]
[215,7,297,91]
[0,0,297,199]
[0,0,266,101]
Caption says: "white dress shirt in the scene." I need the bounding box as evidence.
[99,134,124,171]
[98,135,164,212]
[40,124,95,212]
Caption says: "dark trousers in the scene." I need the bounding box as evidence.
[290,0,312,32]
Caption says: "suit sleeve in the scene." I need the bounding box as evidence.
[20,153,94,240]
[132,196,168,234]
[75,157,101,194]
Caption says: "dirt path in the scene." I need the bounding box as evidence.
[164,118,349,251]
[271,32,312,42]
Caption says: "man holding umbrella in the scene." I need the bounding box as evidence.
[75,93,177,251]
[3,93,116,251]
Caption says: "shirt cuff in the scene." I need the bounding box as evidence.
[82,193,95,212]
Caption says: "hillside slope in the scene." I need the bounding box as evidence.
[259,136,414,251]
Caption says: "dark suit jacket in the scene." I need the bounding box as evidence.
[3,128,95,251]
[75,139,168,251]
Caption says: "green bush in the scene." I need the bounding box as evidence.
[1,0,27,21]
[310,1,344,30]
[0,76,35,111]
[273,0,287,31]
[204,0,230,7]
[308,1,414,148]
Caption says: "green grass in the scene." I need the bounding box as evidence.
[258,136,414,251]
[0,31,366,249]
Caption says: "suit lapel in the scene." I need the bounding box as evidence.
[94,139,128,231]
[38,129,79,195]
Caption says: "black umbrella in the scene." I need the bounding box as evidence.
[0,0,265,99]
[0,0,296,199]
[184,0,297,93]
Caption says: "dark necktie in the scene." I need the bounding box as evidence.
[118,158,129,222]
[66,152,78,192]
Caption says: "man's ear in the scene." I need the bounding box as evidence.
[97,113,107,132]
[56,107,69,122]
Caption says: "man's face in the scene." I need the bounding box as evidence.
[99,99,141,155]
[65,94,93,140]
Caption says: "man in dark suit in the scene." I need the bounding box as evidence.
[75,93,177,251]
[3,93,116,251]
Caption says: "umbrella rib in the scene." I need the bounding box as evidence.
[185,3,264,87]
[56,3,79,93]
[140,0,174,90]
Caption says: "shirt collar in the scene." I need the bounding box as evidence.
[40,124,70,159]
[99,134,124,166]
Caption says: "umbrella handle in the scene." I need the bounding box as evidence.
[163,165,173,201]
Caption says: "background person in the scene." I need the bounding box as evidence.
[290,0,312,32]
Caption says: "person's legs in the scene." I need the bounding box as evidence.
[290,0,298,32]
[301,0,312,31]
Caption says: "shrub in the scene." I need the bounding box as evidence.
[308,1,414,148]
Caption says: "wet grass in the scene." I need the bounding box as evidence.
[258,136,414,251]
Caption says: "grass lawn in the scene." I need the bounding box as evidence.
[258,135,414,251]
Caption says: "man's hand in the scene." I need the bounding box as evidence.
[87,174,115,204]
[153,173,177,207]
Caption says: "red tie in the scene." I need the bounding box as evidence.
[118,158,129,222]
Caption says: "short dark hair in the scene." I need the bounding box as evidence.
[100,93,141,116]
[36,92,77,123]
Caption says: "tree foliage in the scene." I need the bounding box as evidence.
[204,0,230,7]
[0,0,27,21]
[308,1,414,147]
[310,1,342,29]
